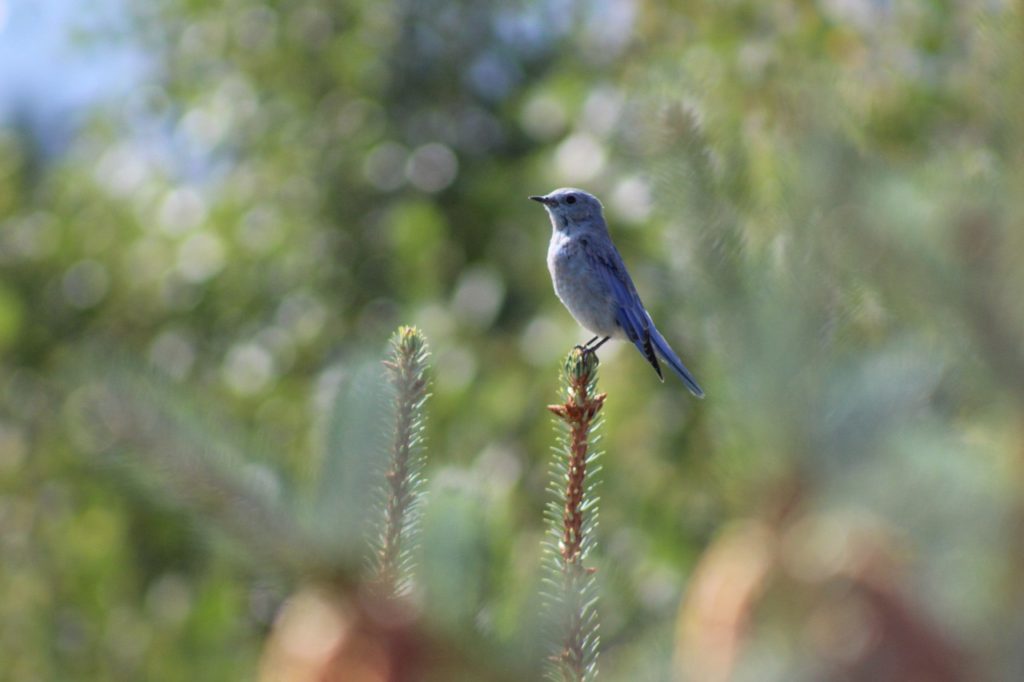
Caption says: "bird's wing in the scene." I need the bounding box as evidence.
[584,239,705,397]
[584,241,664,380]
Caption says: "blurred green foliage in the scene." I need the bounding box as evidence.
[3,0,1024,679]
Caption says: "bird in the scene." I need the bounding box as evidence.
[530,187,704,398]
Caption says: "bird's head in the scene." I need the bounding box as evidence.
[529,188,605,232]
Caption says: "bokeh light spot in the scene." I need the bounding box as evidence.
[222,342,276,396]
[406,143,458,193]
[554,133,606,183]
[451,265,505,329]
[62,260,110,309]
[176,232,225,283]
[363,142,408,191]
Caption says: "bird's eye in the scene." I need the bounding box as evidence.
[566,195,577,204]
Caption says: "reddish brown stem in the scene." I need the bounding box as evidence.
[549,382,606,565]
[547,349,606,680]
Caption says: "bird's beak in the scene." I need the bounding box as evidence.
[529,195,556,207]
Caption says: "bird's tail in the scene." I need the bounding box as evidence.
[649,325,705,398]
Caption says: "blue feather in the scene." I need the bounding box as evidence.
[590,247,704,397]
[648,324,704,398]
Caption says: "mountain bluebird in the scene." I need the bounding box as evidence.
[530,188,704,398]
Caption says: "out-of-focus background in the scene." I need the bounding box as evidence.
[3,0,1024,679]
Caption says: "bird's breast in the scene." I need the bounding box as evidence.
[546,235,620,337]
[547,235,589,290]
